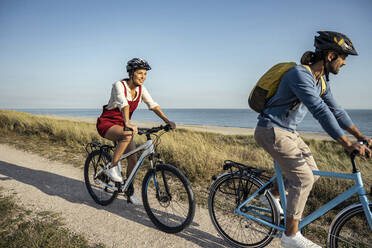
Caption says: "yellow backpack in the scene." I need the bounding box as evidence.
[248,62,326,113]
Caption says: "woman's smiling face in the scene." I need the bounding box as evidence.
[132,69,147,86]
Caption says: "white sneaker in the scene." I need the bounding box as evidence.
[106,166,123,182]
[259,193,284,214]
[128,192,141,205]
[115,163,122,176]
[281,232,321,248]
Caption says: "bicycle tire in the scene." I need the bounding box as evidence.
[208,173,280,248]
[142,163,195,233]
[328,202,372,248]
[84,150,118,206]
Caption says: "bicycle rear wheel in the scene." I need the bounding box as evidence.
[142,163,195,233]
[208,173,279,248]
[84,150,118,206]
[328,203,372,248]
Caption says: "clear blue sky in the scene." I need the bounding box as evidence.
[1,0,371,109]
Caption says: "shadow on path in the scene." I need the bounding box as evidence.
[0,160,228,248]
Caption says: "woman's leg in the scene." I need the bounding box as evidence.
[104,125,133,168]
[121,139,141,204]
[124,139,137,177]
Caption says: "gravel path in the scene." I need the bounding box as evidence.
[0,144,280,248]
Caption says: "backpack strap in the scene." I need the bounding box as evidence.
[302,65,326,96]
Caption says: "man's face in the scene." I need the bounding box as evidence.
[329,53,347,75]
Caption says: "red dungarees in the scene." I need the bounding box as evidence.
[96,81,142,138]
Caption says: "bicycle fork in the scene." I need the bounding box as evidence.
[150,156,172,202]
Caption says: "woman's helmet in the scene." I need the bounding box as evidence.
[314,31,358,56]
[126,58,152,73]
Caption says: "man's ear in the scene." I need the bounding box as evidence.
[327,51,338,62]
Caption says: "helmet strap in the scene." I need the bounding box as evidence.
[323,56,330,82]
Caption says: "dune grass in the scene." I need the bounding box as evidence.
[1,109,371,244]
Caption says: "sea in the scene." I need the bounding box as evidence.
[10,108,372,137]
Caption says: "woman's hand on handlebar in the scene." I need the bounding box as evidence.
[165,120,176,130]
[124,123,138,135]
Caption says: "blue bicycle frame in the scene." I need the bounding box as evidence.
[234,161,372,233]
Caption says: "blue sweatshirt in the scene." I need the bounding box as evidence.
[257,65,353,139]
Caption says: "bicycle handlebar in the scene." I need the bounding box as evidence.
[137,124,172,135]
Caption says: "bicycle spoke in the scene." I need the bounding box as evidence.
[142,164,195,233]
[84,150,118,206]
[208,174,278,247]
[329,233,366,248]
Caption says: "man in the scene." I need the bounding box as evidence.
[254,31,371,247]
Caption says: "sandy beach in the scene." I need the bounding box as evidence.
[47,115,333,140]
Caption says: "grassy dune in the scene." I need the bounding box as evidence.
[1,109,371,243]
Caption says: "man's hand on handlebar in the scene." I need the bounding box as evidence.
[346,141,372,158]
[364,137,372,148]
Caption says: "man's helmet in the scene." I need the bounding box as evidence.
[126,58,151,73]
[314,31,358,56]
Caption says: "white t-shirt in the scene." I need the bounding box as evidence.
[106,80,159,110]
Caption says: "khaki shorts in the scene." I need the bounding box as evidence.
[254,126,319,219]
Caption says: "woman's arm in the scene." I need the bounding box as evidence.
[152,106,176,129]
[121,105,138,134]
[140,86,176,129]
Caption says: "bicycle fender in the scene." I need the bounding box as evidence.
[212,172,234,181]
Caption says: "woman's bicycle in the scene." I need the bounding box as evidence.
[208,152,372,247]
[84,125,195,233]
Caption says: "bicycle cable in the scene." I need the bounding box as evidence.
[152,130,166,151]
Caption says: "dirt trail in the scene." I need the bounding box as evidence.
[0,144,280,248]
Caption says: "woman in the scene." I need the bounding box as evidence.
[96,58,176,204]
[254,31,371,248]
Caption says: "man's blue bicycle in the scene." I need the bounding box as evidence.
[208,153,371,247]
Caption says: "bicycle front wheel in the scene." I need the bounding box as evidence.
[328,203,372,248]
[208,173,280,248]
[84,150,118,206]
[142,163,195,233]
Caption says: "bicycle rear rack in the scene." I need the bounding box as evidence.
[211,160,273,194]
[85,141,115,154]
[222,160,268,178]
